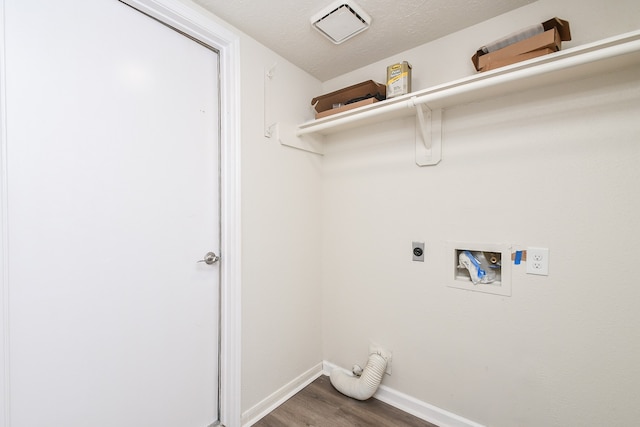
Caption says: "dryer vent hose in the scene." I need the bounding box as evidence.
[329,353,388,401]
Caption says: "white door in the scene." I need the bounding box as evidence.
[4,1,220,426]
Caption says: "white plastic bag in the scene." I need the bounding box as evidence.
[458,250,496,285]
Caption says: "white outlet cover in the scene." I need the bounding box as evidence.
[526,247,549,275]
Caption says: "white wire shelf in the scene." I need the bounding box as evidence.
[296,30,640,138]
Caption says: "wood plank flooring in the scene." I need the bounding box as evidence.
[252,375,438,427]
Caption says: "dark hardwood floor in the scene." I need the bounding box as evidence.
[252,375,438,427]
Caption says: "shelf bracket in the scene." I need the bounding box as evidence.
[274,123,325,155]
[264,64,323,155]
[264,63,278,138]
[413,100,442,166]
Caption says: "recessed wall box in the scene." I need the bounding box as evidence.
[447,242,512,296]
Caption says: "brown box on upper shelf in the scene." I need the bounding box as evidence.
[472,17,571,72]
[311,80,386,119]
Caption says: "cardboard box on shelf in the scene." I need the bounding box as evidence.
[472,17,571,72]
[311,80,386,119]
[480,48,556,72]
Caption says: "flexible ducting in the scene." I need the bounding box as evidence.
[329,353,388,400]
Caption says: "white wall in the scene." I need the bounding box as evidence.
[320,0,640,426]
[237,36,324,414]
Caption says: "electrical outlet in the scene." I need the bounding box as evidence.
[526,247,549,276]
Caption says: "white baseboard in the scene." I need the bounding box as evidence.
[323,360,484,427]
[241,362,323,427]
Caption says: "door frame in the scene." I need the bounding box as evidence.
[0,1,242,426]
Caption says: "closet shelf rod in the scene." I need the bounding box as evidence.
[296,97,418,136]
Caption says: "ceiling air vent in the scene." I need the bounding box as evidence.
[310,1,371,44]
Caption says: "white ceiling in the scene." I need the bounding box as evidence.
[192,0,536,81]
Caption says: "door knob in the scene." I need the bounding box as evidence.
[197,251,219,265]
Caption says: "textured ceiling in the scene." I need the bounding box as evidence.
[193,0,536,81]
